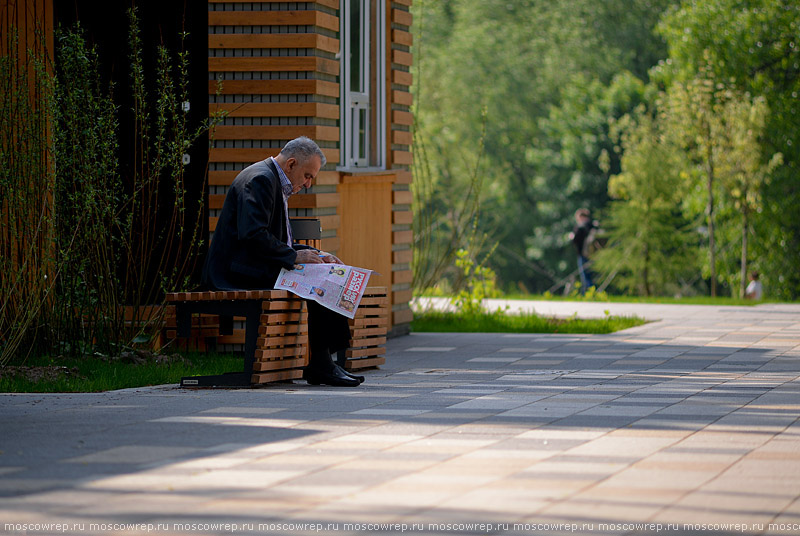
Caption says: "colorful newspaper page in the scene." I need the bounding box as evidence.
[275,264,373,319]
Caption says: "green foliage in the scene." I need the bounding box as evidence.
[713,95,782,296]
[411,101,491,295]
[52,24,122,355]
[505,293,765,306]
[594,107,697,296]
[412,309,645,334]
[1,12,221,364]
[122,7,214,310]
[656,0,800,298]
[565,283,609,302]
[661,66,783,298]
[414,0,800,300]
[412,0,678,295]
[0,352,241,393]
[451,247,502,315]
[0,26,56,365]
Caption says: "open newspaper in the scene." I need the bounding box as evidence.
[275,264,373,319]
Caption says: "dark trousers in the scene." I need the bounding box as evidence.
[223,274,350,373]
[577,255,594,291]
[305,300,351,371]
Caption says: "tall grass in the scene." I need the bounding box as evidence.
[1,11,223,366]
[412,310,646,334]
[0,26,57,365]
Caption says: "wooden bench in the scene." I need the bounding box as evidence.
[340,286,388,371]
[165,290,308,387]
[166,220,387,386]
[167,286,389,385]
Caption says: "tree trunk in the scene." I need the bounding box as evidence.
[740,206,749,298]
[643,242,651,296]
[706,149,717,297]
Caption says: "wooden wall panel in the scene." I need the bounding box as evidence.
[1,0,55,285]
[209,102,339,119]
[207,0,415,335]
[393,249,413,264]
[338,180,393,293]
[1,0,54,60]
[207,0,342,253]
[208,34,339,54]
[208,148,339,164]
[209,80,339,98]
[208,10,338,32]
[208,0,339,7]
[387,0,414,332]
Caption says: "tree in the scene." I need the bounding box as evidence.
[411,0,677,293]
[715,95,782,297]
[663,66,783,298]
[593,108,694,296]
[662,65,727,296]
[657,0,800,298]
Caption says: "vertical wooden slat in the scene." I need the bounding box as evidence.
[386,0,414,332]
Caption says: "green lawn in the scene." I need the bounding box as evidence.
[499,293,770,306]
[0,351,243,393]
[412,309,646,334]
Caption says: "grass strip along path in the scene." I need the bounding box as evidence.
[0,352,241,393]
[412,309,645,334]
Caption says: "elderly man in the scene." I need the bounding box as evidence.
[202,137,362,387]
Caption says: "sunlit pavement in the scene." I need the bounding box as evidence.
[2,301,799,536]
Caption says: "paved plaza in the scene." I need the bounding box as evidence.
[1,301,799,536]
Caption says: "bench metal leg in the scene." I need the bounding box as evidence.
[176,300,261,388]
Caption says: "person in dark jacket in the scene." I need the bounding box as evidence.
[569,208,596,292]
[203,137,362,387]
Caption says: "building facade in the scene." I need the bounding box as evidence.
[2,0,414,335]
[207,0,414,335]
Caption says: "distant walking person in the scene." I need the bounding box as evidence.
[569,208,597,292]
[745,271,763,300]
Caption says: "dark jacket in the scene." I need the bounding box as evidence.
[202,158,310,290]
[572,220,596,257]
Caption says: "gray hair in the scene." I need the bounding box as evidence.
[280,136,326,167]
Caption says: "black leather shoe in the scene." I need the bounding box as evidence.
[303,366,360,387]
[336,365,364,384]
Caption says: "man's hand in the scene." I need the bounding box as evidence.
[318,251,342,264]
[295,249,325,265]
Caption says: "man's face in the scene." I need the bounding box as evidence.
[285,155,322,194]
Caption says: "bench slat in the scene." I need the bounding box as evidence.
[259,323,308,336]
[251,369,304,383]
[260,312,308,324]
[350,336,387,348]
[349,316,389,328]
[262,300,305,311]
[166,290,290,302]
[351,327,388,338]
[258,334,309,348]
[344,356,386,370]
[358,296,389,306]
[252,357,306,371]
[169,287,391,383]
[255,347,307,360]
[355,305,390,317]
